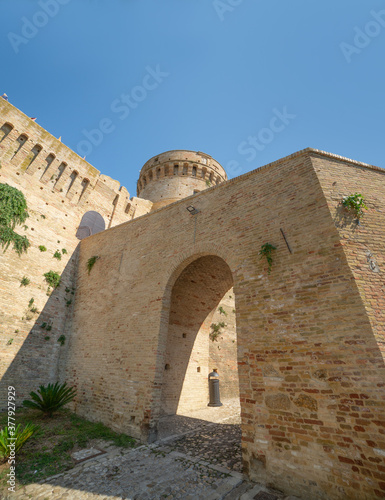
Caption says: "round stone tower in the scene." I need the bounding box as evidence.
[137,150,227,210]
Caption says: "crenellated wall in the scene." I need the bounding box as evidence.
[0,98,152,407]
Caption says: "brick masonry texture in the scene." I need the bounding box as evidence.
[0,99,385,500]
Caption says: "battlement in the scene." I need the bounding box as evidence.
[0,98,153,225]
[137,149,227,210]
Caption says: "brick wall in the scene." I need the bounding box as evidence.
[60,148,385,499]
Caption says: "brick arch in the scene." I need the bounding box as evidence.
[155,253,236,418]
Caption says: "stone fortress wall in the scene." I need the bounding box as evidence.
[62,148,385,500]
[1,96,385,499]
[0,98,151,405]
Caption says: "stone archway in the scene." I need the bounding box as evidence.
[159,254,239,416]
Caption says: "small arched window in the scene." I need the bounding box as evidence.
[27,144,42,169]
[13,134,28,157]
[164,165,169,176]
[148,170,153,181]
[66,170,78,194]
[0,123,13,143]
[76,211,105,240]
[192,166,197,177]
[17,134,27,145]
[54,162,67,185]
[79,178,90,200]
[41,153,55,176]
[174,164,179,175]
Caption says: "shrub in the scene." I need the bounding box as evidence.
[0,423,39,462]
[38,245,47,252]
[23,382,77,418]
[44,271,61,288]
[53,250,62,260]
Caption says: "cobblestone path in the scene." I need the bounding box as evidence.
[5,403,299,500]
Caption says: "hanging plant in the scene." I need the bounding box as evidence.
[342,193,367,219]
[259,243,277,274]
[0,183,30,255]
[87,256,99,275]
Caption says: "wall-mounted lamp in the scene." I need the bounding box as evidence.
[186,205,200,215]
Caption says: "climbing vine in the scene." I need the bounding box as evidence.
[259,243,277,274]
[0,183,30,255]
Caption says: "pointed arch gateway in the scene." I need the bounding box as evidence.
[157,254,239,416]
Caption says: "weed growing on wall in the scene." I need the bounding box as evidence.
[87,256,99,275]
[259,243,277,274]
[20,276,30,286]
[38,245,47,252]
[342,193,368,219]
[43,271,61,288]
[0,183,30,255]
[210,322,226,342]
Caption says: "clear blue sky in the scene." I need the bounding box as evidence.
[2,0,384,195]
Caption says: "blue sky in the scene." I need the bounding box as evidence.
[2,0,385,195]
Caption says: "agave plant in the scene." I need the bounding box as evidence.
[0,423,39,461]
[23,382,77,417]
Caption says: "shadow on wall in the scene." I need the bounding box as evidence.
[0,246,79,411]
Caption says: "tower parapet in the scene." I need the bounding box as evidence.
[137,150,227,210]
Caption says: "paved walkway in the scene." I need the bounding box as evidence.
[6,401,299,500]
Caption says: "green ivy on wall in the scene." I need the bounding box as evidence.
[0,183,30,255]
